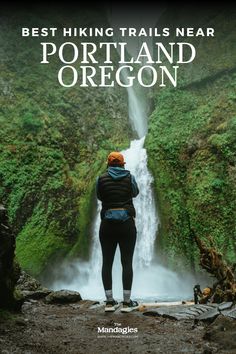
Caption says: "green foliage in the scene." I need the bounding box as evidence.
[19,112,44,135]
[16,215,71,276]
[0,309,14,320]
[156,7,236,87]
[0,9,131,278]
[68,183,95,259]
[146,72,236,270]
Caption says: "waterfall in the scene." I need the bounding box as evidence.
[50,13,195,301]
[126,85,148,138]
[124,138,157,269]
[50,73,194,302]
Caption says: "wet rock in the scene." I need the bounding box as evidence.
[203,315,236,351]
[0,204,21,309]
[16,270,53,301]
[143,302,236,323]
[15,319,28,327]
[69,304,80,309]
[218,302,233,311]
[16,271,41,291]
[196,307,220,323]
[220,305,236,319]
[21,288,52,300]
[44,290,82,304]
[143,304,218,321]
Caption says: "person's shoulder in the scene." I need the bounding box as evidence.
[98,171,109,179]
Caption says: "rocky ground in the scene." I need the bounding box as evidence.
[0,273,235,354]
[0,297,236,354]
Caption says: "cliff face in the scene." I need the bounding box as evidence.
[0,205,20,309]
[145,5,236,270]
[0,6,132,278]
[1,4,235,281]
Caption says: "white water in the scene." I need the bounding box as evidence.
[51,75,195,303]
[51,136,194,301]
[50,13,195,301]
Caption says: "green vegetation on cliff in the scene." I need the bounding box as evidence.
[146,5,236,271]
[1,3,235,280]
[146,76,236,269]
[0,6,131,278]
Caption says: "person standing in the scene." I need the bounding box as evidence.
[96,151,139,312]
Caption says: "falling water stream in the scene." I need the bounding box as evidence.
[51,12,196,301]
[51,75,195,302]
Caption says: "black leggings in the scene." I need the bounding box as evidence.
[99,218,137,290]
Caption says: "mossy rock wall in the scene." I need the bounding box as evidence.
[0,205,21,309]
[146,5,236,271]
[0,6,131,278]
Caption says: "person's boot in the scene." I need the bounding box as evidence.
[121,299,139,313]
[105,299,119,312]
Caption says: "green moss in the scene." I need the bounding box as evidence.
[146,72,236,271]
[0,309,14,320]
[68,184,95,259]
[0,8,131,278]
[16,216,71,276]
[156,6,236,87]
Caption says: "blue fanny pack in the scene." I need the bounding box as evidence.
[104,209,130,222]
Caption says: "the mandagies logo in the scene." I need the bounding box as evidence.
[97,325,138,335]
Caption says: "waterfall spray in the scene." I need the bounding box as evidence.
[50,67,194,302]
[50,13,195,301]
